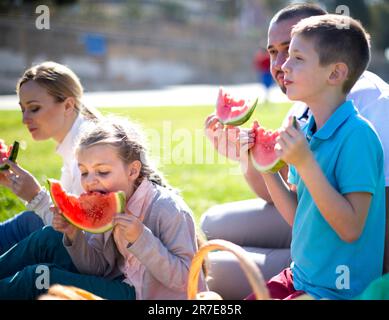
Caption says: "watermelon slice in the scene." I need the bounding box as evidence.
[249,121,286,173]
[216,87,258,126]
[48,179,126,234]
[0,140,19,171]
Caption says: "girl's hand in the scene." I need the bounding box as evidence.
[0,159,41,202]
[275,116,313,169]
[51,206,78,242]
[113,214,144,245]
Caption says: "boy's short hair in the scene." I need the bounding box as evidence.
[271,3,327,25]
[292,14,371,94]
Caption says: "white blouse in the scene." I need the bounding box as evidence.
[26,115,90,225]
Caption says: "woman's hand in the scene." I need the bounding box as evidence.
[51,206,78,242]
[113,214,144,245]
[0,159,41,202]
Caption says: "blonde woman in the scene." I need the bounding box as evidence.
[0,61,102,254]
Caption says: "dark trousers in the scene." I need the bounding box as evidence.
[0,226,135,300]
[0,211,44,255]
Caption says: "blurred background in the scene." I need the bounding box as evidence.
[0,0,388,95]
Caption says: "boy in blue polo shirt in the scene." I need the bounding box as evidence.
[256,14,385,300]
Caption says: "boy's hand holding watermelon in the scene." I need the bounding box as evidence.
[275,116,312,169]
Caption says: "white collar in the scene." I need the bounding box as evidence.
[56,114,86,159]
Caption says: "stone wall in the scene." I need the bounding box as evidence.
[0,15,261,94]
[1,13,387,95]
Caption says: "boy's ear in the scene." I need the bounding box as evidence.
[328,62,349,86]
[128,160,141,182]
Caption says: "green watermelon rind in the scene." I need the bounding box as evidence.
[0,141,20,171]
[220,98,258,126]
[249,149,286,174]
[47,179,126,234]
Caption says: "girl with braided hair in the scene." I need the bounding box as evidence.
[0,117,206,299]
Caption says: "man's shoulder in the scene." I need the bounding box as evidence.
[348,71,389,109]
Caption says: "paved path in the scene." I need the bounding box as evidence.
[0,83,288,110]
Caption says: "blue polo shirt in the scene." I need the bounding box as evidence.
[288,100,385,300]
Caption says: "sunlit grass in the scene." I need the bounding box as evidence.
[0,101,291,225]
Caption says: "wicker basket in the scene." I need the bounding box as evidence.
[39,240,271,300]
[187,239,270,300]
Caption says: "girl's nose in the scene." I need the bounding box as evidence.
[84,174,99,191]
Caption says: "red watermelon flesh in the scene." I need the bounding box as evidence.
[48,179,126,233]
[249,121,286,173]
[0,140,11,160]
[216,87,258,126]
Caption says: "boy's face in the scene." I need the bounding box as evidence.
[77,144,138,200]
[281,34,333,104]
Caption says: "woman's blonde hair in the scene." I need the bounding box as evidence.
[76,117,169,189]
[16,61,101,120]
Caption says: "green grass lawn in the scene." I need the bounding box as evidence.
[0,101,291,225]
